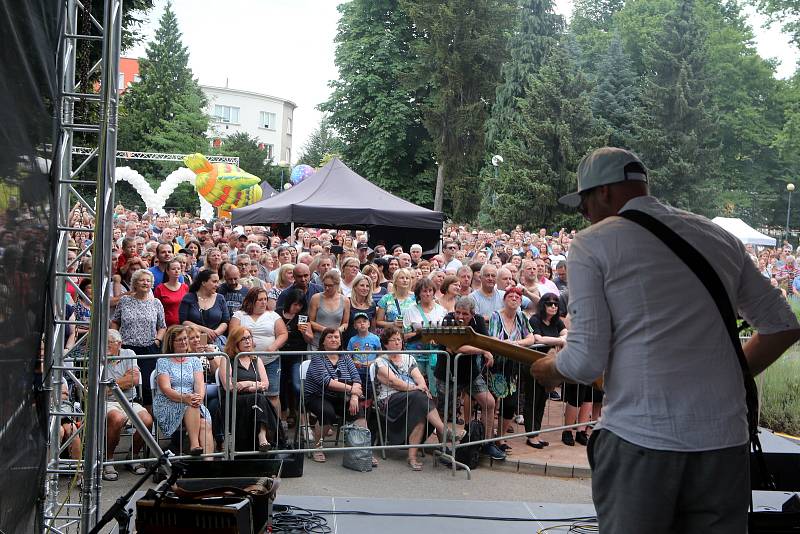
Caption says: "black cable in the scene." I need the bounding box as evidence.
[271,505,331,533]
[300,508,597,523]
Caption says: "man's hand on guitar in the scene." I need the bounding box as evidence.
[530,352,566,388]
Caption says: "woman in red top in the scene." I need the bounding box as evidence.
[154,259,189,326]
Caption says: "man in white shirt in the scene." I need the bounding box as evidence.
[469,263,504,321]
[532,147,800,534]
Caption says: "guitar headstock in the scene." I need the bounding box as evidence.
[418,325,477,343]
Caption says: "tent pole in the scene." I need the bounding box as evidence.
[289,222,295,245]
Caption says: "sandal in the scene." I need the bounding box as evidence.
[102,465,118,481]
[126,462,147,475]
[189,447,203,456]
[258,441,271,453]
[312,449,326,463]
[371,456,379,468]
[407,459,423,471]
[526,439,545,449]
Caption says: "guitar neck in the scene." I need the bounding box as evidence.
[417,327,550,366]
[418,326,604,391]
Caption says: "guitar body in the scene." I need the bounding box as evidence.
[418,325,603,391]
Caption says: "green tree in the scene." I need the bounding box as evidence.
[118,2,208,167]
[297,116,345,168]
[403,0,516,219]
[568,0,625,75]
[753,0,800,47]
[116,1,209,211]
[635,0,721,215]
[591,34,641,149]
[479,44,599,230]
[486,0,564,148]
[319,0,433,206]
[699,0,787,224]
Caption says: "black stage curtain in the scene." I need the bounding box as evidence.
[0,1,62,532]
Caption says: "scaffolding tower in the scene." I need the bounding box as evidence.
[43,0,122,532]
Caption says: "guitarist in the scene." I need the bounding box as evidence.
[434,296,505,461]
[532,147,800,534]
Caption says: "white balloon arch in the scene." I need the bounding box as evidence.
[115,166,215,221]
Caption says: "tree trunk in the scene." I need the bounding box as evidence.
[434,161,445,212]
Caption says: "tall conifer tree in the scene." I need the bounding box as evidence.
[591,34,641,149]
[479,44,599,230]
[118,2,208,166]
[485,0,563,148]
[636,0,721,215]
[403,0,515,218]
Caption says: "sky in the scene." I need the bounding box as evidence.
[130,0,799,163]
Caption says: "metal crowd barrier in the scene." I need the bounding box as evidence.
[62,347,607,480]
[444,349,599,478]
[229,350,461,465]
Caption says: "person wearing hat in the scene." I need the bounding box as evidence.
[532,147,800,533]
[356,242,371,270]
[346,311,381,384]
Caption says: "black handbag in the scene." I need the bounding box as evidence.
[619,209,775,492]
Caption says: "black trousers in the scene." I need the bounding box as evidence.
[520,373,547,435]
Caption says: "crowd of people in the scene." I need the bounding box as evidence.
[58,200,789,477]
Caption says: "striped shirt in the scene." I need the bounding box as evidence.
[303,354,361,398]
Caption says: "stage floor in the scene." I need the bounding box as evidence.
[273,496,597,533]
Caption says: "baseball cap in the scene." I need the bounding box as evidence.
[353,312,370,322]
[558,147,648,208]
[196,226,208,233]
[357,242,369,250]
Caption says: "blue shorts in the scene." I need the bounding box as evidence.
[264,359,281,397]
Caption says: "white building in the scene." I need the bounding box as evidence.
[202,85,297,164]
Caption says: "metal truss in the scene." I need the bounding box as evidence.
[43,0,122,532]
[72,146,239,165]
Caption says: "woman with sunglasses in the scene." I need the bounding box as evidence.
[529,292,579,446]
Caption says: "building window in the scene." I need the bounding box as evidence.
[287,117,293,135]
[213,105,240,124]
[284,147,291,163]
[259,111,277,130]
[118,73,125,88]
[258,143,274,159]
[133,74,141,83]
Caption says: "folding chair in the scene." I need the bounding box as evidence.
[298,359,313,452]
[298,358,342,451]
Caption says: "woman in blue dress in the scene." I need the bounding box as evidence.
[152,325,214,457]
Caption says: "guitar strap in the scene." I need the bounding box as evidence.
[619,209,775,491]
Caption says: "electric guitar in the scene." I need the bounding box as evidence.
[417,325,603,390]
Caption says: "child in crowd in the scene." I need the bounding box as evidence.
[346,312,381,385]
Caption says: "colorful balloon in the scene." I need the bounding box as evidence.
[290,164,315,185]
[184,153,263,218]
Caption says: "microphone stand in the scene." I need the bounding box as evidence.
[252,355,264,451]
[89,380,183,534]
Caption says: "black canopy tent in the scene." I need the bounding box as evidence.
[232,158,444,252]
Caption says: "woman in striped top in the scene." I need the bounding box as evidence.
[304,327,371,464]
